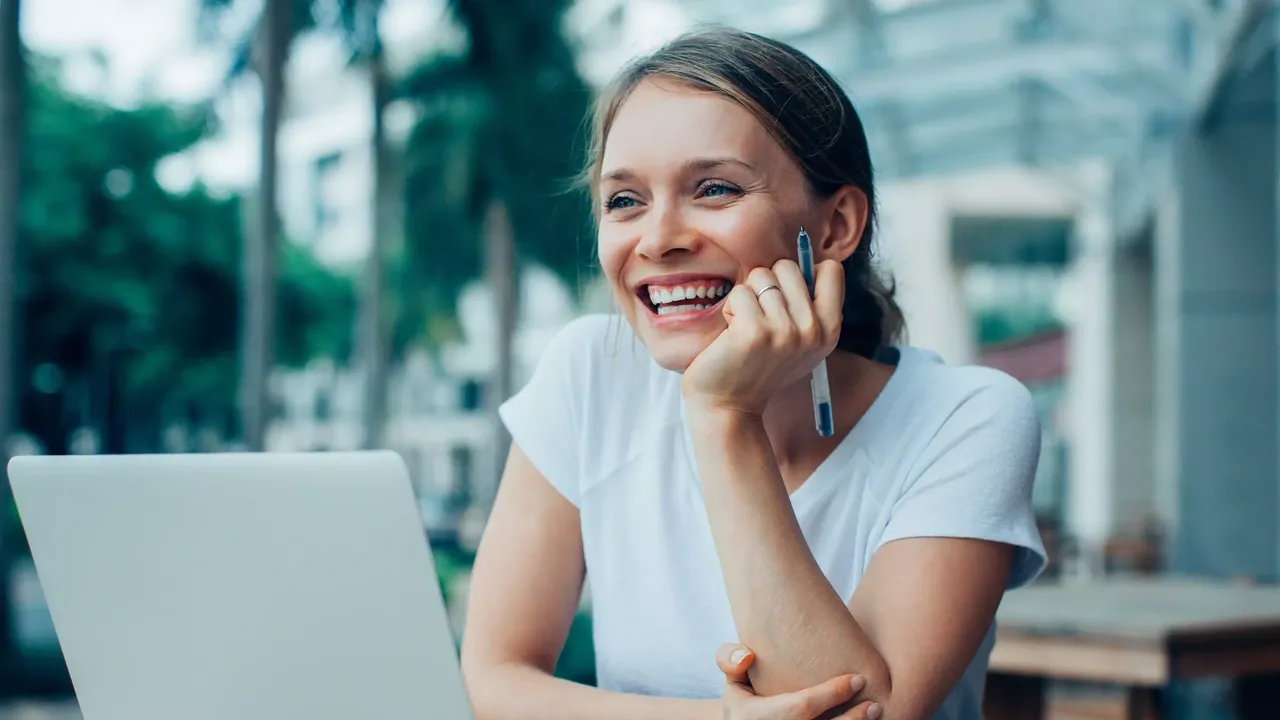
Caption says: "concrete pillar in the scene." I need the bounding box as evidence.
[1156,81,1278,579]
[1062,165,1116,557]
[880,180,976,365]
[1110,234,1157,536]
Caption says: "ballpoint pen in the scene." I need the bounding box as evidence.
[797,227,834,437]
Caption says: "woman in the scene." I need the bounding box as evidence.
[460,27,1046,720]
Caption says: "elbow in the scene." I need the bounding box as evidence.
[459,658,493,719]
[854,659,893,715]
[461,653,551,720]
[459,653,511,720]
[872,676,945,720]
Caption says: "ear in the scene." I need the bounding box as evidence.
[815,186,869,263]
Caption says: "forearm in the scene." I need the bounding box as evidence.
[689,409,890,700]
[467,662,717,720]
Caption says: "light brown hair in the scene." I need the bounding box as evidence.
[583,26,906,358]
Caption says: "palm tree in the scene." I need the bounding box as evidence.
[398,0,592,506]
[0,0,24,665]
[200,0,305,450]
[205,0,393,450]
[0,0,23,465]
[335,0,393,449]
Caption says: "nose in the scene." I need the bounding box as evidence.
[635,202,697,260]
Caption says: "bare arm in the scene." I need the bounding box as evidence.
[690,410,1013,720]
[460,444,719,720]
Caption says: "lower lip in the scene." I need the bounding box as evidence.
[641,297,728,328]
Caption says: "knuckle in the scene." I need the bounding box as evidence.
[743,327,769,352]
[774,324,799,348]
[797,317,822,345]
[747,267,773,284]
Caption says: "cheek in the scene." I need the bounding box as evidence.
[596,228,631,289]
[702,203,794,267]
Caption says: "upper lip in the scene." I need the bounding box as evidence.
[633,272,735,291]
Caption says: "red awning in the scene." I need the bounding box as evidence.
[979,329,1066,386]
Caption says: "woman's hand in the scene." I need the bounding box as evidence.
[682,259,844,417]
[717,643,881,720]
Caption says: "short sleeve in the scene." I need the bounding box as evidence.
[498,315,609,507]
[879,371,1048,589]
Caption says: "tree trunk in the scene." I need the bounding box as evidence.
[483,199,516,509]
[0,0,22,676]
[0,0,23,463]
[359,0,390,450]
[240,0,290,451]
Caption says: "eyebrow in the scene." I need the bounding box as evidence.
[600,157,756,184]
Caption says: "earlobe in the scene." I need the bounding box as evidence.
[818,186,869,264]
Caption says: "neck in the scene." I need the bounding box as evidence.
[761,350,889,472]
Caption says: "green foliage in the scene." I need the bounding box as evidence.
[395,0,596,349]
[15,59,353,450]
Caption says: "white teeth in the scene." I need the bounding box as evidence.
[657,304,709,315]
[646,282,732,311]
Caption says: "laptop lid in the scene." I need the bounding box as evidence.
[7,450,474,720]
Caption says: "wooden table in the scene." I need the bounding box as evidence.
[984,577,1280,720]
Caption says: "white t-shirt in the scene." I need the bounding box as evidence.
[499,314,1047,720]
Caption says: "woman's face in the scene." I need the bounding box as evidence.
[596,78,816,373]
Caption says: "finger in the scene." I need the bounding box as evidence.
[723,283,764,328]
[715,643,756,689]
[813,259,845,348]
[836,700,883,720]
[772,259,821,345]
[745,267,788,321]
[787,674,859,719]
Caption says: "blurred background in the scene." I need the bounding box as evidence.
[0,0,1276,717]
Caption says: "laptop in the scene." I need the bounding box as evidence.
[6,450,475,720]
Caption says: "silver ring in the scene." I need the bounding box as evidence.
[755,284,781,299]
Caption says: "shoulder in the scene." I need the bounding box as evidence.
[537,313,619,360]
[899,347,1039,445]
[502,314,673,505]
[527,313,679,427]
[879,348,1047,587]
[536,313,660,387]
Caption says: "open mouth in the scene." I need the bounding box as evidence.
[639,279,734,316]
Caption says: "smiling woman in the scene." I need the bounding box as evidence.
[460,26,1046,720]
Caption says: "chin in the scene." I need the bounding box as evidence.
[620,295,726,373]
[639,334,709,374]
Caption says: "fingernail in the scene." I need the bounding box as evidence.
[867,703,883,720]
[729,648,748,665]
[848,675,866,694]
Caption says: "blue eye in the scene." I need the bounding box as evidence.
[698,181,740,199]
[605,194,637,211]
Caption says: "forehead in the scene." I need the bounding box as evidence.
[600,78,787,174]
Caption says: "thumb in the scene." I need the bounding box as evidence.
[715,643,755,687]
